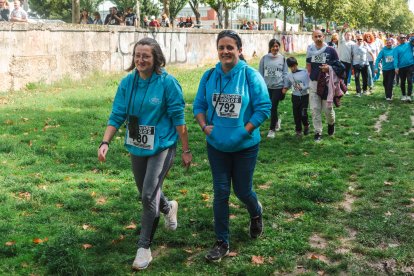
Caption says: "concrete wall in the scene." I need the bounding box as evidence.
[0,23,313,92]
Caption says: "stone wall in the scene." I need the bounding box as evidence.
[0,23,313,92]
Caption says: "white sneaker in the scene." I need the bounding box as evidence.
[164,200,178,230]
[407,96,412,102]
[275,119,282,131]
[386,97,392,101]
[356,93,362,97]
[401,96,407,101]
[132,248,152,270]
[267,130,275,138]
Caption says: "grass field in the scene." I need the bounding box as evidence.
[0,55,413,275]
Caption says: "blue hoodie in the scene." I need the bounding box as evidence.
[375,46,395,71]
[108,69,185,157]
[193,60,271,152]
[393,40,414,69]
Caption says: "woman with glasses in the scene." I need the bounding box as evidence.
[363,32,378,92]
[193,30,271,262]
[351,34,374,97]
[98,38,192,270]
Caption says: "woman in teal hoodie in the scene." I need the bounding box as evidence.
[375,38,395,101]
[193,30,271,262]
[98,38,192,270]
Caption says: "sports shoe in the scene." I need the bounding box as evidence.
[401,95,407,101]
[386,97,392,101]
[362,90,367,94]
[250,202,263,238]
[205,240,229,262]
[132,248,152,270]
[296,130,302,136]
[407,96,412,102]
[164,200,178,230]
[275,119,282,131]
[328,124,335,136]
[314,133,322,142]
[267,130,275,138]
[356,93,361,97]
[303,125,310,136]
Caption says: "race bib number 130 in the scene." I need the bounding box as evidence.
[126,125,155,150]
[212,93,242,118]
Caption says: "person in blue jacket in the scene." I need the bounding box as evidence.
[98,37,192,270]
[193,30,271,262]
[375,38,395,101]
[393,35,414,102]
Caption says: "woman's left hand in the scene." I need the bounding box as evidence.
[181,152,192,170]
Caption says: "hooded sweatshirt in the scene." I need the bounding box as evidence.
[375,47,395,71]
[258,53,287,89]
[393,39,414,69]
[193,60,271,152]
[108,69,185,157]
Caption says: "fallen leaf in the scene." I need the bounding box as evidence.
[5,241,16,246]
[90,191,96,197]
[28,140,33,147]
[82,244,93,249]
[55,203,63,208]
[201,193,209,201]
[82,224,90,230]
[317,271,326,275]
[385,211,392,216]
[125,223,137,230]
[180,189,188,195]
[228,251,238,257]
[258,184,270,190]
[310,254,319,260]
[64,176,71,181]
[384,181,393,186]
[111,235,125,244]
[18,192,31,200]
[22,118,29,122]
[303,151,309,156]
[5,119,14,125]
[251,255,265,265]
[184,249,193,253]
[96,197,107,205]
[33,238,48,244]
[229,214,237,219]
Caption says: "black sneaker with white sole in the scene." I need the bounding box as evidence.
[205,240,229,262]
[250,202,263,238]
[328,124,335,136]
[314,133,322,142]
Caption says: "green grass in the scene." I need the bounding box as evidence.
[1,55,413,275]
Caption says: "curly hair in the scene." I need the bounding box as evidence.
[126,37,166,74]
[363,32,374,43]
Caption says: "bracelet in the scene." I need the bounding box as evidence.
[99,141,110,148]
[202,125,207,132]
[183,149,191,154]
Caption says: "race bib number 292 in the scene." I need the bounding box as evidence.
[126,125,155,150]
[212,93,242,118]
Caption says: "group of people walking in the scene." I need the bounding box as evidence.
[97,26,414,270]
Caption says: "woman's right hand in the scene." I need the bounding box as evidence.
[203,125,214,136]
[98,144,109,162]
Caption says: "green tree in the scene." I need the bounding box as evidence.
[189,0,201,25]
[168,0,189,26]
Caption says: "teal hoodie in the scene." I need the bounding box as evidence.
[108,69,185,157]
[193,60,271,152]
[375,47,395,71]
[393,42,414,69]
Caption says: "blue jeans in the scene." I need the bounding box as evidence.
[367,61,374,87]
[207,143,262,245]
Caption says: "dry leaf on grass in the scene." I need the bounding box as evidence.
[82,224,90,230]
[180,189,188,195]
[90,191,96,197]
[385,211,392,216]
[201,193,210,201]
[228,251,238,257]
[33,237,48,244]
[5,241,16,246]
[229,214,237,219]
[96,197,107,205]
[251,255,265,265]
[18,192,31,200]
[82,244,93,249]
[55,203,63,208]
[303,151,309,156]
[384,181,393,186]
[111,235,125,244]
[184,249,193,253]
[125,223,137,229]
[258,184,270,190]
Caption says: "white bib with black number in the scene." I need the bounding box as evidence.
[311,53,327,63]
[385,56,393,63]
[264,67,282,78]
[212,93,242,118]
[126,125,155,150]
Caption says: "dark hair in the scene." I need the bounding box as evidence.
[286,57,298,67]
[216,30,243,49]
[126,38,166,74]
[268,38,281,53]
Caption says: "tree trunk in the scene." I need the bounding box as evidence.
[163,0,170,17]
[283,5,287,32]
[257,1,262,30]
[217,1,223,29]
[224,7,229,29]
[189,1,201,25]
[136,0,140,27]
[72,0,80,24]
[300,12,304,31]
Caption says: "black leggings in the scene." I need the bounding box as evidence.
[398,65,413,96]
[382,70,395,99]
[354,64,368,93]
[292,94,309,131]
[268,88,284,130]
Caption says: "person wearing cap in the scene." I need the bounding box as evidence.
[375,38,395,101]
[149,15,160,27]
[193,30,271,262]
[393,34,414,102]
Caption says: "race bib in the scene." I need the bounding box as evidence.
[126,125,155,150]
[264,67,282,78]
[385,56,393,63]
[212,93,242,118]
[311,53,327,63]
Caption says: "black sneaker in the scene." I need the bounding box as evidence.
[250,202,263,238]
[205,240,229,262]
[328,124,335,136]
[303,125,310,136]
[314,133,322,142]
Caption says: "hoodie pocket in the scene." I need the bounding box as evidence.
[209,125,251,150]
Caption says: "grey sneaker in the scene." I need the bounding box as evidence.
[132,248,152,270]
[205,240,229,262]
[164,200,178,230]
[275,119,282,131]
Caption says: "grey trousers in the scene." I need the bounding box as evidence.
[131,146,176,248]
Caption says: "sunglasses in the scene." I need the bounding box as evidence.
[357,39,363,41]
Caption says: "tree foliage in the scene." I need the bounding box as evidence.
[168,0,188,25]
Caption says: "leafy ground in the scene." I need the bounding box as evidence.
[0,55,413,275]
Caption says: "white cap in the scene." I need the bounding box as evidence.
[150,15,155,20]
